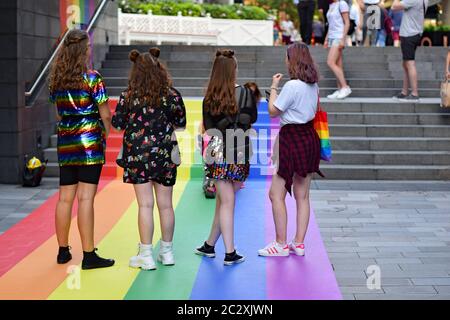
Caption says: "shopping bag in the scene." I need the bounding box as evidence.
[313,97,332,162]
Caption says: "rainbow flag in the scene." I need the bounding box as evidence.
[314,101,332,162]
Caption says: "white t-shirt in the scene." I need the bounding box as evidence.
[274,79,319,126]
[280,20,295,37]
[327,1,350,39]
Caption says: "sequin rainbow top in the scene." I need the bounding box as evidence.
[49,70,109,166]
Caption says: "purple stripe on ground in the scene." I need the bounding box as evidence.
[264,116,342,300]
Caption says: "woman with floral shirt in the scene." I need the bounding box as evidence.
[112,48,186,271]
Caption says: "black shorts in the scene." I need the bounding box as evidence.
[59,165,103,186]
[400,34,421,61]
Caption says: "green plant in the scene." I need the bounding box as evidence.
[119,0,269,20]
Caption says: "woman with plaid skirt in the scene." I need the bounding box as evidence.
[258,42,323,258]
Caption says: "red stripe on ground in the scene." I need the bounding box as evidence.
[0,179,112,277]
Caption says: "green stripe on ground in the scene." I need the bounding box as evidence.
[124,179,215,300]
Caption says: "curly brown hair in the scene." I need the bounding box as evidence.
[49,29,90,93]
[204,49,238,116]
[126,47,172,108]
[287,42,319,84]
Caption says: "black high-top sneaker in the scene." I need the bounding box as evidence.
[224,250,245,266]
[81,248,115,270]
[57,246,72,264]
[195,241,216,258]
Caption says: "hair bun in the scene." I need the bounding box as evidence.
[129,49,140,62]
[216,49,234,58]
[149,47,160,58]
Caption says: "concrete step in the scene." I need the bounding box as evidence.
[103,76,441,90]
[331,137,450,151]
[105,86,440,98]
[326,112,450,125]
[248,123,450,137]
[319,164,450,180]
[329,150,450,166]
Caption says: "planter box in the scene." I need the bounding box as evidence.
[118,10,273,46]
[422,31,450,46]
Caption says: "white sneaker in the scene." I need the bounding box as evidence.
[157,240,175,266]
[336,87,352,99]
[257,241,289,257]
[327,89,341,99]
[289,241,305,256]
[129,243,157,270]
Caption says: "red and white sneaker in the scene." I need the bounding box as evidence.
[289,241,305,256]
[258,241,289,257]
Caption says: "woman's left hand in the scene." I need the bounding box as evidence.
[339,39,345,49]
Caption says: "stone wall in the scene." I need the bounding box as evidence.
[0,0,118,183]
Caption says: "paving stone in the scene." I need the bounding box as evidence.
[433,286,450,294]
[375,258,422,264]
[411,278,450,285]
[339,286,384,294]
[382,286,437,294]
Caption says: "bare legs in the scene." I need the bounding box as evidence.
[293,174,312,244]
[134,182,155,245]
[269,173,313,245]
[269,174,288,245]
[327,46,348,89]
[55,182,98,252]
[402,60,418,96]
[133,181,175,245]
[55,184,78,247]
[206,181,241,253]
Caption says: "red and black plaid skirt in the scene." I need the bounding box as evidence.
[276,121,324,194]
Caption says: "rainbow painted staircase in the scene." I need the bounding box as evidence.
[0,99,342,300]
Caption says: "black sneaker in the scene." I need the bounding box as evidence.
[57,246,72,264]
[195,241,216,258]
[393,92,408,100]
[399,94,420,102]
[81,248,115,270]
[224,250,245,266]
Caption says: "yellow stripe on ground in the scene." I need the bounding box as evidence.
[48,99,201,300]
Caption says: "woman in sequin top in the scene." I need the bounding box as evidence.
[48,29,114,270]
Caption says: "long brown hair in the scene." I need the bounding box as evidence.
[126,47,172,108]
[49,29,90,92]
[287,42,319,84]
[204,49,238,116]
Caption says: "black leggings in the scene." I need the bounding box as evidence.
[297,1,316,45]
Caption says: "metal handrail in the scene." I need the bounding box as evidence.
[25,0,109,97]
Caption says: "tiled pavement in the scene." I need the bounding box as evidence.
[0,178,449,300]
[312,180,450,300]
[0,178,59,235]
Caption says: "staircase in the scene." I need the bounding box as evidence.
[44,45,450,180]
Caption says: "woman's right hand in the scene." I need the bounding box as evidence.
[447,71,450,80]
[272,73,283,88]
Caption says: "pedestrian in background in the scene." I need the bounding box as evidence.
[325,0,352,100]
[392,0,428,101]
[296,0,316,45]
[389,7,404,47]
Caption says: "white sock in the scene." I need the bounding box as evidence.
[160,240,173,253]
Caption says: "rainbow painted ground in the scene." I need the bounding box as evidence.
[0,100,341,300]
